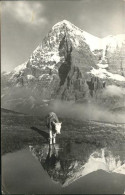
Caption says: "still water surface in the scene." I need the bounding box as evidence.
[2,141,125,194]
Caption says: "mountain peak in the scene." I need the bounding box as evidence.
[52,19,74,28]
[57,19,71,25]
[52,19,84,35]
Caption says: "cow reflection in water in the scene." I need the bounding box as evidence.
[29,142,72,184]
[30,141,85,184]
[44,144,61,173]
[43,142,76,184]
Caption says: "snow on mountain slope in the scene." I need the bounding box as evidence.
[102,34,125,52]
[13,62,27,73]
[55,21,125,52]
[53,20,102,51]
[89,67,125,81]
[82,31,102,51]
[88,34,125,80]
[48,19,87,49]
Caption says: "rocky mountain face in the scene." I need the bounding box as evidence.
[1,20,125,113]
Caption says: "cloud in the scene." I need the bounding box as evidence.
[2,1,48,26]
[49,100,125,123]
[103,85,125,97]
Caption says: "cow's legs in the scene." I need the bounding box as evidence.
[49,130,53,145]
[53,133,56,144]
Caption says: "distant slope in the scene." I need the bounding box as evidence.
[110,106,125,114]
[1,108,25,115]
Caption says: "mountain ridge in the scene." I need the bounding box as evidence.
[1,20,125,113]
[2,20,125,75]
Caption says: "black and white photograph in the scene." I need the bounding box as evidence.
[1,0,125,194]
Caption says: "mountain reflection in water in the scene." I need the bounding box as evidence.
[29,141,125,187]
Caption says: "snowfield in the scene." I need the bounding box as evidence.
[89,67,125,81]
[13,62,27,73]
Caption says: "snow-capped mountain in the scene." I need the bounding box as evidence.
[1,20,125,113]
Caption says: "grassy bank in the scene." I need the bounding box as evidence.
[1,109,125,155]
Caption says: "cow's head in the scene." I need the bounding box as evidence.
[54,122,62,134]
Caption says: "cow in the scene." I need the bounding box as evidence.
[46,112,62,145]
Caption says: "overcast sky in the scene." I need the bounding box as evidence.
[1,0,125,72]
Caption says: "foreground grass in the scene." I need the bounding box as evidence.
[1,113,48,155]
[1,110,125,155]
